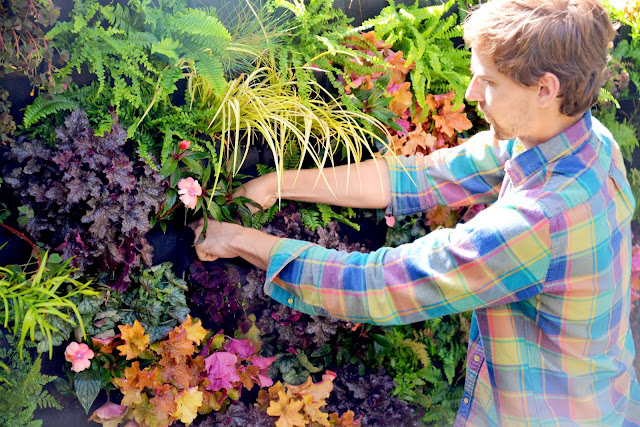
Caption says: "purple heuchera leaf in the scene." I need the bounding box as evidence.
[105,155,135,191]
[2,109,165,291]
[205,352,241,391]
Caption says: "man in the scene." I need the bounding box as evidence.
[193,0,640,424]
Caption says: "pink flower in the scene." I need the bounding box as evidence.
[179,140,191,150]
[178,177,202,209]
[385,215,396,227]
[64,342,94,372]
[632,245,640,273]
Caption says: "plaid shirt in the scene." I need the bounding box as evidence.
[264,112,640,425]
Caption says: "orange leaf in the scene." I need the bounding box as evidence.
[149,384,177,426]
[386,50,414,89]
[112,361,158,393]
[329,410,361,426]
[160,362,192,389]
[116,320,150,360]
[238,365,260,391]
[181,315,208,345]
[267,391,307,427]
[403,128,437,157]
[426,91,473,138]
[287,371,336,402]
[258,381,285,410]
[157,327,195,364]
[427,205,453,227]
[301,394,330,427]
[388,82,413,118]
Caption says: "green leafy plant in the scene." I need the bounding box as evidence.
[268,0,388,108]
[0,250,98,358]
[83,262,190,343]
[371,314,471,425]
[0,0,66,91]
[367,0,471,109]
[0,332,61,427]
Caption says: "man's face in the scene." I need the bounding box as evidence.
[465,49,539,141]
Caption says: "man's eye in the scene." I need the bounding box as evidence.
[478,77,491,85]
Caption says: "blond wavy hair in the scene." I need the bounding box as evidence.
[464,0,617,116]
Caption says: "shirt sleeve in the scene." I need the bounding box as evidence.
[264,197,552,325]
[385,131,515,216]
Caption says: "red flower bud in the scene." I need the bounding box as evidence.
[179,140,191,150]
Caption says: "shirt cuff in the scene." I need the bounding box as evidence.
[264,238,323,316]
[384,154,437,216]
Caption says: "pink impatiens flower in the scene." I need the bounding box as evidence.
[64,342,94,372]
[179,140,191,150]
[178,177,202,209]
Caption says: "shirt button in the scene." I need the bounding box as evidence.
[474,355,480,362]
[464,398,469,404]
[287,298,294,304]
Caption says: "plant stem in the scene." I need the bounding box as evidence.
[0,222,42,268]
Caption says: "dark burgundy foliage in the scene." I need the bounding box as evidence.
[3,109,165,290]
[188,203,373,358]
[194,402,273,427]
[327,365,423,427]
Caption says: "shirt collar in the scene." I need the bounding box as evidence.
[505,111,593,185]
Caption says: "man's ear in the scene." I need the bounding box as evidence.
[537,72,561,108]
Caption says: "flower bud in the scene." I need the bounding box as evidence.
[179,140,191,150]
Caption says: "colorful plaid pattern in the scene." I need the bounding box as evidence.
[264,111,640,425]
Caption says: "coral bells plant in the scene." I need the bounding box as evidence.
[2,109,165,290]
[256,371,361,427]
[82,316,277,426]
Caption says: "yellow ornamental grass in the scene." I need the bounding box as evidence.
[191,62,393,207]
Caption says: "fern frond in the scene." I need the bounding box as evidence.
[23,96,78,127]
[401,339,431,369]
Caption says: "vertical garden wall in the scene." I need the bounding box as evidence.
[1,1,639,426]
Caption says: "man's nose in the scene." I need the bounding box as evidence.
[465,75,483,102]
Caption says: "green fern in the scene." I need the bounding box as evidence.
[23,96,78,127]
[401,339,431,369]
[372,0,471,108]
[0,333,61,427]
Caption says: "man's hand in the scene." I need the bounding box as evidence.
[191,219,244,262]
[191,218,281,270]
[234,173,278,213]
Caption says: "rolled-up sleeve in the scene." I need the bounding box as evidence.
[264,199,552,325]
[385,132,514,216]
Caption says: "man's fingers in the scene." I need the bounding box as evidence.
[192,225,203,244]
[188,217,204,232]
